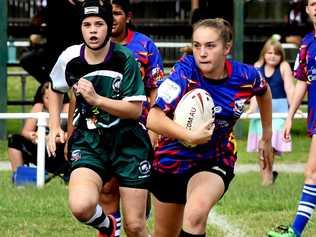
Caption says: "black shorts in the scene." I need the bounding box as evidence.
[8,134,69,174]
[150,161,235,204]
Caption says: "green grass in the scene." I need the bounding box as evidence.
[217,172,316,237]
[0,172,95,237]
[1,171,316,236]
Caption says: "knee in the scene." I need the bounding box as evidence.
[123,218,146,236]
[304,166,316,184]
[184,206,208,229]
[69,198,96,222]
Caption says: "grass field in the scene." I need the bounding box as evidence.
[1,71,315,236]
[1,171,316,237]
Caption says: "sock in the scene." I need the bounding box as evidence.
[85,204,112,233]
[111,210,121,237]
[179,229,205,237]
[292,184,316,236]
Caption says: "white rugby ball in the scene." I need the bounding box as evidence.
[174,88,215,147]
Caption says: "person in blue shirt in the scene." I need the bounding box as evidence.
[147,18,273,237]
[268,0,316,236]
[246,36,295,186]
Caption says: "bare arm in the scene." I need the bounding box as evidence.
[280,61,295,107]
[47,86,65,156]
[21,103,43,143]
[147,88,159,147]
[283,80,307,141]
[147,107,212,146]
[76,78,143,119]
[256,86,273,168]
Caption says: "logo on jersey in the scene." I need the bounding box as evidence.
[151,67,163,81]
[157,78,181,104]
[138,160,151,178]
[70,150,81,162]
[112,76,122,94]
[233,99,246,118]
[214,106,222,114]
[257,70,266,89]
[307,67,316,82]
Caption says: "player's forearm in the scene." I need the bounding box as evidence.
[95,95,143,119]
[147,107,189,141]
[257,88,272,141]
[48,88,64,129]
[287,80,307,120]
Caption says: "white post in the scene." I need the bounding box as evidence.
[36,112,48,187]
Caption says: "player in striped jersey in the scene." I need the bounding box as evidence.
[147,18,273,237]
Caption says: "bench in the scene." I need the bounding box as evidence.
[0,112,68,187]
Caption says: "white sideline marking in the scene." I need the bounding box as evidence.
[208,211,247,237]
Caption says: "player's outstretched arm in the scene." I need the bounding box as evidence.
[47,86,64,157]
[256,86,273,169]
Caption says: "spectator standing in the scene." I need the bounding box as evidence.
[246,36,295,186]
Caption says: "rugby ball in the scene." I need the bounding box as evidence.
[174,88,215,147]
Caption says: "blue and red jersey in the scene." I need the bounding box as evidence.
[123,29,164,123]
[293,31,316,136]
[153,55,267,174]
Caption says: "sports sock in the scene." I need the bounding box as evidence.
[292,184,316,236]
[85,204,112,233]
[179,229,205,237]
[111,210,121,237]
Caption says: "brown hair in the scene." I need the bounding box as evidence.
[255,37,285,67]
[192,18,233,46]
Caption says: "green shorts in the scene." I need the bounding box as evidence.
[68,121,152,189]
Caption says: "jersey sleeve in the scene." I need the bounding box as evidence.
[293,44,308,82]
[50,52,70,93]
[121,55,147,102]
[252,67,268,96]
[154,57,191,114]
[49,45,81,93]
[144,40,164,89]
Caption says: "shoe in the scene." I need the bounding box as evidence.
[267,225,296,237]
[97,215,117,237]
[272,171,279,184]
